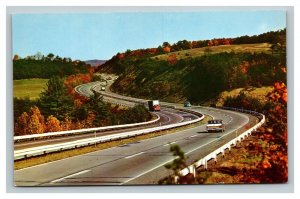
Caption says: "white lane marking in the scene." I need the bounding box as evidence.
[121,115,250,185]
[125,152,144,159]
[163,141,177,147]
[190,135,198,138]
[119,157,174,185]
[17,105,250,184]
[51,170,90,183]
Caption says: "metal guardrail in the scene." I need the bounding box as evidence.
[14,81,164,142]
[178,107,265,178]
[14,113,160,142]
[14,81,204,160]
[14,81,205,160]
[14,114,204,160]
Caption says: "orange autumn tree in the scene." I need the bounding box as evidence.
[45,115,61,132]
[167,54,177,65]
[83,111,96,128]
[15,112,30,135]
[27,106,45,134]
[60,116,73,131]
[15,106,45,135]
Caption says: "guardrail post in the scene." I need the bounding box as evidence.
[174,176,179,184]
[222,148,225,157]
[204,160,208,170]
[94,131,97,147]
[187,165,196,178]
[193,166,196,178]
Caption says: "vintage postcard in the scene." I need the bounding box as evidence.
[12,10,287,186]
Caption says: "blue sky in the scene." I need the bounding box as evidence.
[12,11,286,60]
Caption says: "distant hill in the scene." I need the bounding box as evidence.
[152,43,272,61]
[110,48,286,104]
[84,60,107,67]
[98,29,287,104]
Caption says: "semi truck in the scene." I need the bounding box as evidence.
[148,100,161,111]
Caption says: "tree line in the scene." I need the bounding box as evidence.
[13,53,93,80]
[14,74,152,136]
[97,28,286,72]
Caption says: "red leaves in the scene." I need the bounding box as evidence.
[163,46,171,53]
[84,111,96,128]
[239,61,250,74]
[64,73,92,107]
[167,54,177,65]
[250,81,288,182]
[148,48,157,54]
[267,82,287,104]
[117,53,125,59]
[208,38,233,46]
[262,158,272,169]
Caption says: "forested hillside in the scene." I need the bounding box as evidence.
[13,53,92,80]
[98,29,286,104]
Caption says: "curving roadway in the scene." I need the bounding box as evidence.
[14,81,260,186]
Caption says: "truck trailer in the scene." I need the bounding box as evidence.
[148,100,160,111]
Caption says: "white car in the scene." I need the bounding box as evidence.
[206,119,225,132]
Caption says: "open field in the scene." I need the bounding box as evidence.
[13,78,48,100]
[216,86,273,106]
[153,43,272,61]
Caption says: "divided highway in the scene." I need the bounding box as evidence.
[14,81,260,186]
[14,81,199,151]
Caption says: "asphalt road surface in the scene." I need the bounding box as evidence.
[15,105,258,186]
[15,82,200,150]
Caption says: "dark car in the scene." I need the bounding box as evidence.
[184,101,191,107]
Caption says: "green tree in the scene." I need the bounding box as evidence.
[39,76,74,120]
[159,145,190,184]
[85,90,109,126]
[162,42,171,48]
[47,53,55,61]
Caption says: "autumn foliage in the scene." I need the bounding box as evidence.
[64,73,92,107]
[45,115,61,132]
[222,77,288,183]
[14,75,152,136]
[15,106,45,135]
[241,81,288,183]
[208,38,233,46]
[167,54,178,65]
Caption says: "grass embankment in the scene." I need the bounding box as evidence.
[153,43,272,61]
[196,132,264,184]
[14,115,212,170]
[215,86,273,106]
[13,78,48,100]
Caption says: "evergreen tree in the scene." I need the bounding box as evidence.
[39,76,74,120]
[84,90,109,126]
